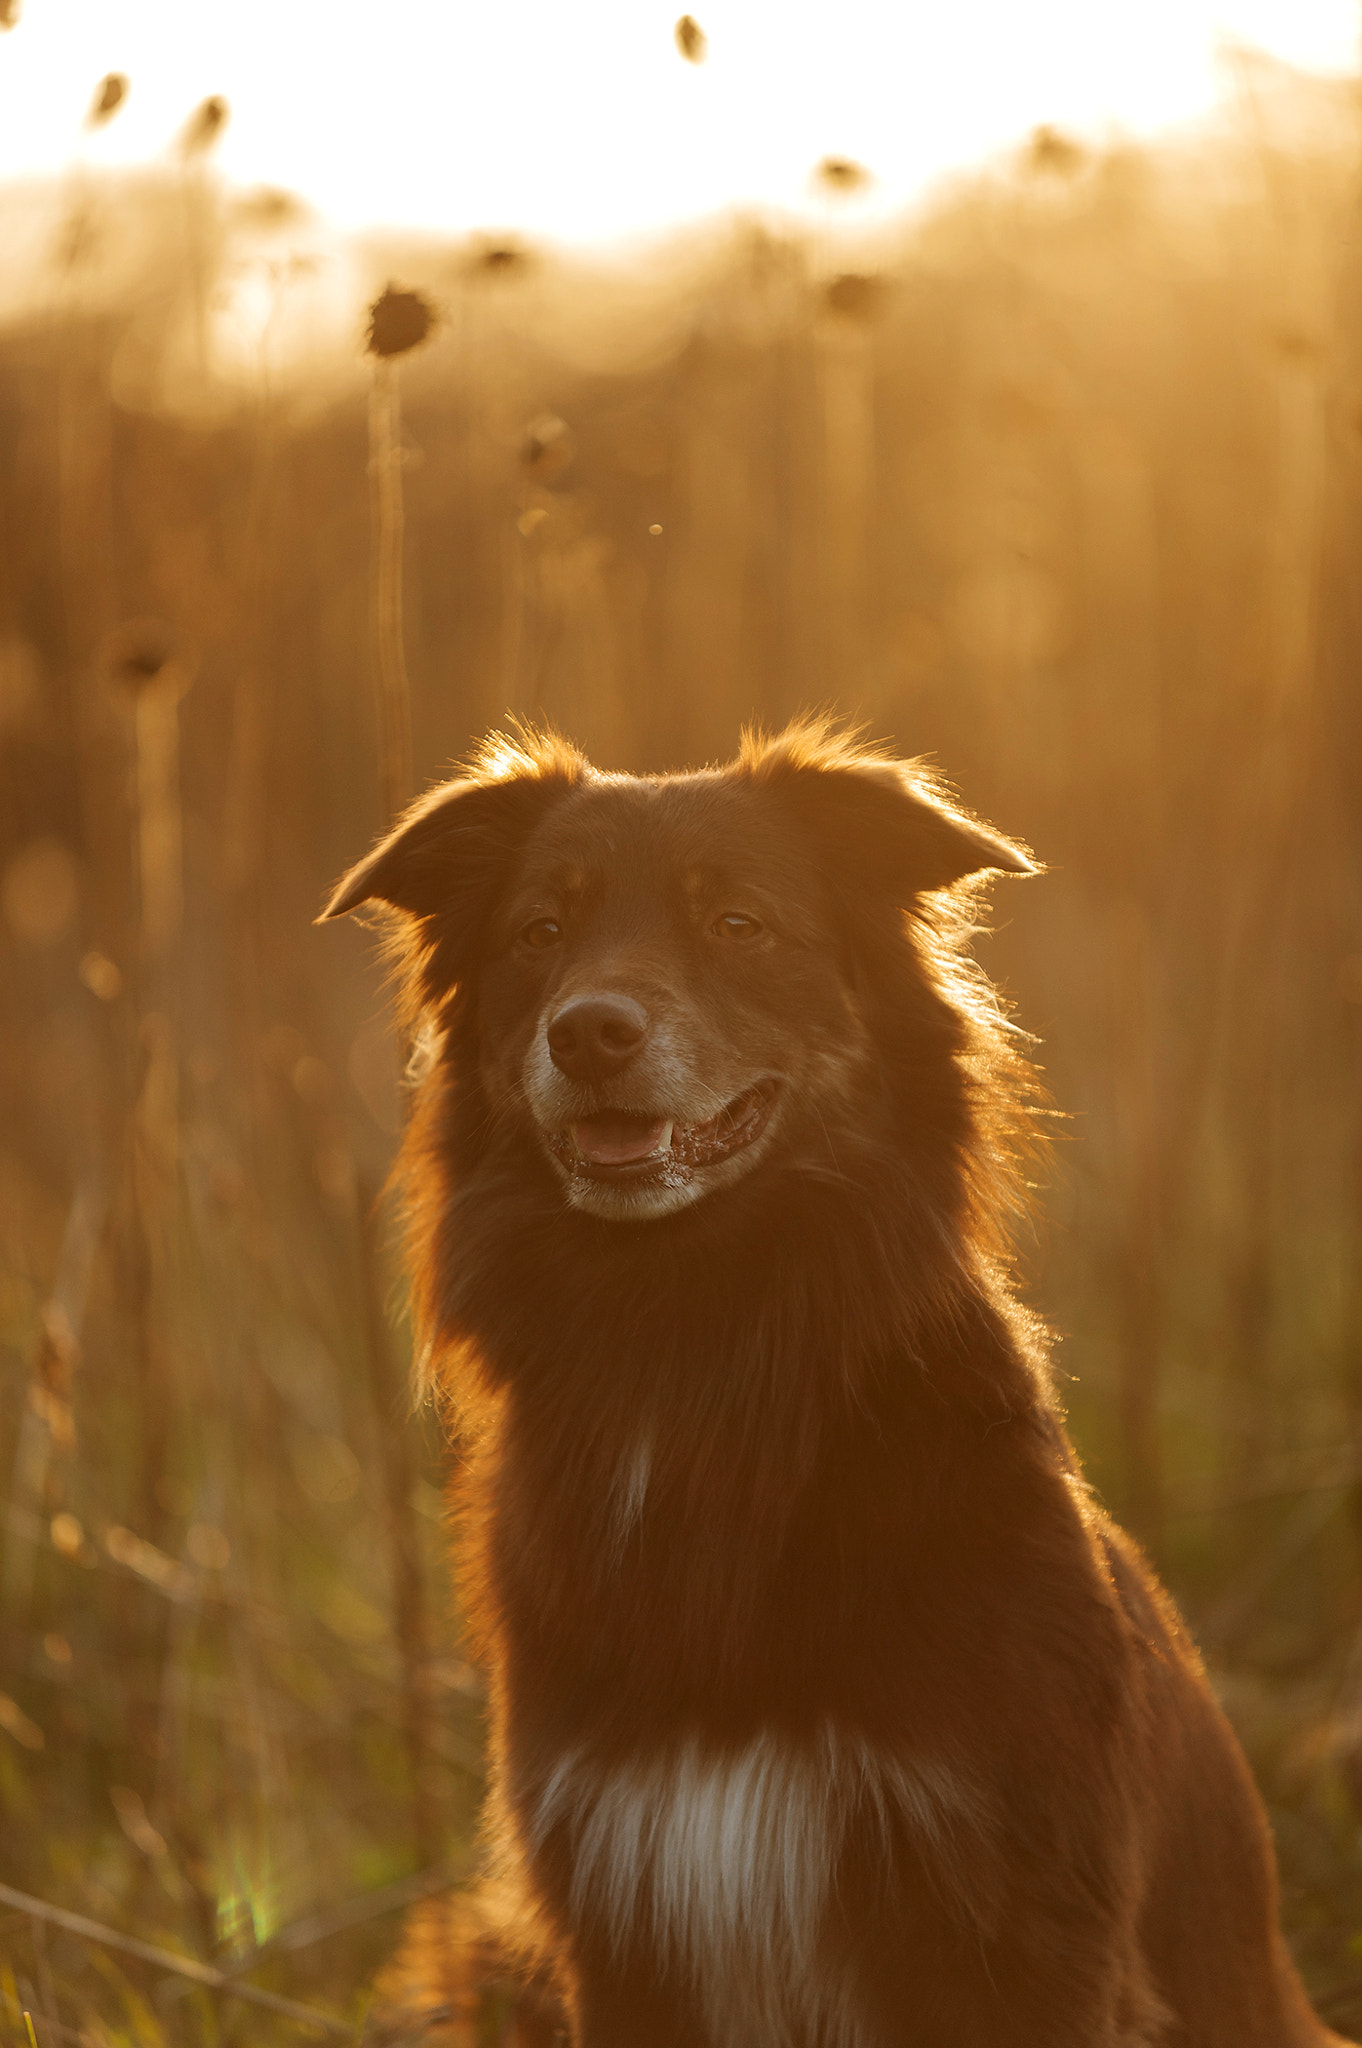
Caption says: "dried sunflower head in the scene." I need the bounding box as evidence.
[101,618,180,694]
[465,238,533,283]
[181,94,229,156]
[87,73,129,127]
[367,284,437,359]
[1026,126,1085,178]
[823,272,887,321]
[234,186,308,231]
[814,155,871,196]
[519,413,575,484]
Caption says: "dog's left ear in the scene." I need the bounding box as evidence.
[820,758,1037,896]
[747,737,1037,900]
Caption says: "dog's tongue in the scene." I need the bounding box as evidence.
[573,1113,670,1166]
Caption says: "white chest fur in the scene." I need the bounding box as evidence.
[524,1727,975,2048]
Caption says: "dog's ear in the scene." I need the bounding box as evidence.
[807,758,1037,897]
[320,776,548,923]
[319,736,584,983]
[743,728,1037,899]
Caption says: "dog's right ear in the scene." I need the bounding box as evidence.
[320,777,535,923]
[319,735,584,982]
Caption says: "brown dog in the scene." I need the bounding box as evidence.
[326,722,1348,2048]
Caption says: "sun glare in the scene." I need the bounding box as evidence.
[0,0,1356,245]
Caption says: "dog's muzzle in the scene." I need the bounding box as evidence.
[545,1082,778,1188]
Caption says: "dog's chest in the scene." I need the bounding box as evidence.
[524,1728,971,2048]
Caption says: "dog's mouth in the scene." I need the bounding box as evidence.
[546,1082,778,1186]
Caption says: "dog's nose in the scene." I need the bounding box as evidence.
[546,994,649,1084]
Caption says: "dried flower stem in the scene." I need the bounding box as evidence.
[357,1177,440,1865]
[0,1882,351,2036]
[134,671,186,961]
[369,360,414,823]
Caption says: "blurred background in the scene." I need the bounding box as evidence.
[2,0,1362,2040]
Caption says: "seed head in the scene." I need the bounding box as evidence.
[674,14,707,62]
[0,1,20,30]
[101,618,179,694]
[1026,126,1085,178]
[823,272,886,321]
[814,155,871,196]
[465,238,532,283]
[87,73,128,127]
[234,186,308,231]
[520,413,575,484]
[367,283,436,359]
[181,94,229,158]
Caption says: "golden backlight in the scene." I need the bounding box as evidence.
[0,0,1356,242]
[1,0,1362,2039]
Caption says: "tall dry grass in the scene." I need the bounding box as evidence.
[1,52,1361,2040]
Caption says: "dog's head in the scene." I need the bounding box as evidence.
[322,724,1035,1221]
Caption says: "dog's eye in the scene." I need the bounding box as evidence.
[711,913,761,940]
[520,918,563,950]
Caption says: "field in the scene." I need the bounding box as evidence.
[2,55,1362,2040]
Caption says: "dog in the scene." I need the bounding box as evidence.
[325,721,1349,2047]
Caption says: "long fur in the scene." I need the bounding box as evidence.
[330,721,1348,2048]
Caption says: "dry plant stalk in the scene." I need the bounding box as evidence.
[358,1181,441,1866]
[363,287,441,1863]
[103,620,190,1543]
[367,285,434,822]
[369,361,415,825]
[134,675,186,961]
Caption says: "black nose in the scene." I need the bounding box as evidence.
[546,994,649,1084]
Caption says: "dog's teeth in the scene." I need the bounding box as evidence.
[657,1121,674,1154]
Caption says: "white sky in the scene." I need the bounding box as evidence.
[0,0,1356,246]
